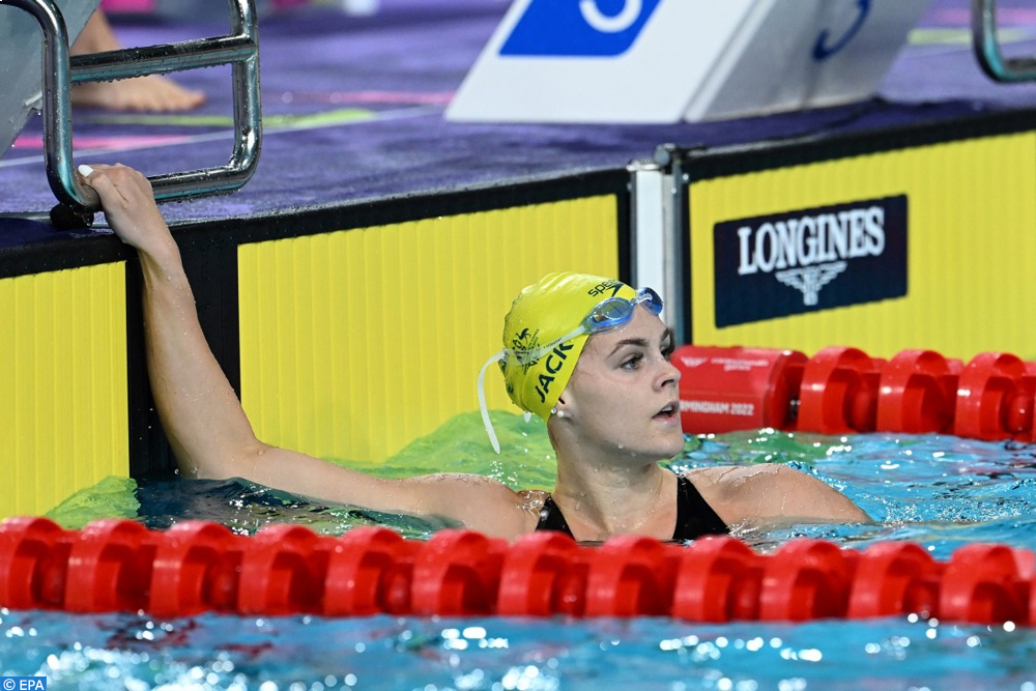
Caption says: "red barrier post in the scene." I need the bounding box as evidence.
[674,345,806,434]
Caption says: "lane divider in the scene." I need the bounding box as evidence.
[675,345,1036,441]
[1,517,1034,623]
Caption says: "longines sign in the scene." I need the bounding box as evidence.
[712,195,908,327]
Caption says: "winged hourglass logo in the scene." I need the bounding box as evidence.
[775,261,848,306]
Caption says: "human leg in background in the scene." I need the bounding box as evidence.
[70,9,206,112]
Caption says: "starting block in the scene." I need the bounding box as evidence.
[447,0,931,124]
[0,0,98,160]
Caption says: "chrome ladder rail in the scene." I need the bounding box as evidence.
[6,0,261,222]
[972,0,1036,82]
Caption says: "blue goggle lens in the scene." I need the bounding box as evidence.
[585,287,662,332]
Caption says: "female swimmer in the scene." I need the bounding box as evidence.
[82,163,870,543]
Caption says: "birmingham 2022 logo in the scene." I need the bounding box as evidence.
[500,0,663,57]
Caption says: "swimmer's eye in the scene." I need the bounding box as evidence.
[621,353,643,371]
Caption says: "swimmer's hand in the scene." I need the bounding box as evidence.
[78,164,173,255]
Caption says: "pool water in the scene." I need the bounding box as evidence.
[6,413,1036,690]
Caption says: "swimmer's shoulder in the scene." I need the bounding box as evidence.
[678,464,766,527]
[679,463,772,496]
[679,463,870,526]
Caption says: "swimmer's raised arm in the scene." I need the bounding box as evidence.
[83,164,534,538]
[84,164,252,476]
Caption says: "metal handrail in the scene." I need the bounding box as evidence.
[6,0,262,217]
[972,0,1036,82]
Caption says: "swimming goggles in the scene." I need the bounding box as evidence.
[477,286,663,453]
[504,287,663,367]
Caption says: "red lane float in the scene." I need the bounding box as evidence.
[64,519,154,613]
[674,344,1036,441]
[846,542,940,619]
[759,539,855,621]
[2,517,1035,625]
[876,350,960,435]
[583,535,679,617]
[411,530,506,616]
[671,536,761,622]
[322,526,412,616]
[238,524,325,615]
[0,516,70,610]
[150,521,240,617]
[496,531,580,616]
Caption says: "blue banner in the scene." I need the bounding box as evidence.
[501,0,662,57]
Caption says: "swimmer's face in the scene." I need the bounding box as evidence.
[558,306,683,462]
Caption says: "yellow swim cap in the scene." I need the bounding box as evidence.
[499,272,637,421]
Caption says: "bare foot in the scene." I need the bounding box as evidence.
[71,75,206,112]
[71,10,206,113]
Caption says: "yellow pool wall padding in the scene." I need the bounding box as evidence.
[688,132,1036,362]
[0,263,129,520]
[238,195,621,465]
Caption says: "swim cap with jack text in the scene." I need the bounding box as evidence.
[476,272,638,452]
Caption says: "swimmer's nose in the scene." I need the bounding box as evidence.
[658,357,680,389]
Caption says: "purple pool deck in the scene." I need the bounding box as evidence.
[2,0,1036,245]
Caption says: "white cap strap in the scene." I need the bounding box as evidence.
[476,350,506,454]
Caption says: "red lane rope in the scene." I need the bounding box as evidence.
[674,345,1036,441]
[1,517,1034,623]
[4,345,1034,621]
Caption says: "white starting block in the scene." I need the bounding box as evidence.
[447,0,932,124]
[0,0,99,160]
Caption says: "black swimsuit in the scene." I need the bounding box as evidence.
[536,474,728,542]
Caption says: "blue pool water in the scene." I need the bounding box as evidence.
[6,417,1036,690]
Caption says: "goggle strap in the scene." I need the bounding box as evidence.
[503,324,588,368]
[476,350,506,454]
